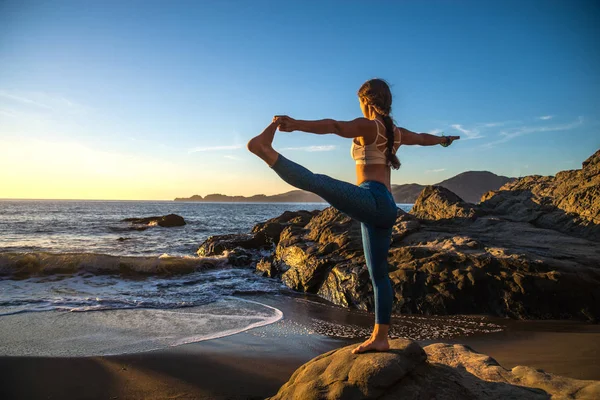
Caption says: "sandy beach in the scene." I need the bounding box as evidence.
[1,292,599,400]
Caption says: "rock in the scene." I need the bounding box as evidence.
[268,339,600,400]
[251,210,317,245]
[268,339,427,400]
[410,185,480,221]
[122,213,186,227]
[480,149,600,241]
[197,233,269,257]
[255,257,277,277]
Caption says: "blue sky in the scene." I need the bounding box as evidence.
[1,0,598,199]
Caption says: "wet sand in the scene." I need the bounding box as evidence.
[1,293,598,400]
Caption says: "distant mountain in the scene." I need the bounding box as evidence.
[391,184,427,203]
[175,171,514,204]
[174,190,324,203]
[391,171,515,204]
[436,171,515,203]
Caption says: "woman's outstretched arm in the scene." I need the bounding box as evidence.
[399,127,460,146]
[273,115,376,140]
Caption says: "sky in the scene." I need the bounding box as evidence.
[1,0,599,200]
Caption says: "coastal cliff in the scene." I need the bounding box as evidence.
[198,150,600,321]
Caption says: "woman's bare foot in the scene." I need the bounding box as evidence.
[247,121,279,166]
[351,336,390,354]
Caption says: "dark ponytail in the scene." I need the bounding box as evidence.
[380,114,401,170]
[358,78,401,170]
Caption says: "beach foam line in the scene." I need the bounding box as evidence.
[0,251,230,277]
[0,296,284,357]
[170,296,284,347]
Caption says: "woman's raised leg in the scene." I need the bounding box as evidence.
[248,122,379,224]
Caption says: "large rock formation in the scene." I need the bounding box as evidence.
[268,338,600,400]
[197,150,600,321]
[480,149,600,240]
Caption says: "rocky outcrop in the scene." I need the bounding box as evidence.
[198,150,600,321]
[197,209,319,266]
[268,339,600,400]
[122,214,186,227]
[410,186,480,221]
[480,149,600,240]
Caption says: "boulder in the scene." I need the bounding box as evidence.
[122,213,186,227]
[410,185,480,221]
[197,210,319,267]
[268,339,600,400]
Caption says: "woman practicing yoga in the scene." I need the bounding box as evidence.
[247,78,459,354]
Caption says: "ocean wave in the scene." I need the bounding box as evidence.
[0,252,230,277]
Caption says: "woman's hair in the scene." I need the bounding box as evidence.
[357,78,401,170]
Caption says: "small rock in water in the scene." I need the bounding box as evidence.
[122,213,186,227]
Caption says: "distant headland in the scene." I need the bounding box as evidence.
[175,171,515,204]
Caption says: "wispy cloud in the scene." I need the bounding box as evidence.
[188,145,242,153]
[0,90,84,113]
[425,168,446,173]
[280,145,337,152]
[538,115,553,120]
[478,122,506,128]
[481,116,584,148]
[450,124,484,140]
[429,128,443,135]
[223,155,241,160]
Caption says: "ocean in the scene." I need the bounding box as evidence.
[1,200,443,356]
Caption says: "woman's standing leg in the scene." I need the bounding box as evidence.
[351,222,394,353]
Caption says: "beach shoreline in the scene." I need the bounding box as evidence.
[1,292,599,400]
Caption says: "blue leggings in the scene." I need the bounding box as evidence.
[270,154,398,324]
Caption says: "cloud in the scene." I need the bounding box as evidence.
[478,122,505,128]
[0,90,84,113]
[538,115,553,120]
[429,129,443,135]
[188,145,242,153]
[481,116,584,148]
[450,124,484,140]
[425,168,446,173]
[223,155,241,160]
[280,145,337,152]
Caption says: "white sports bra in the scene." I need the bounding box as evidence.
[350,119,401,165]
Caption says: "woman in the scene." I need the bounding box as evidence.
[247,78,459,354]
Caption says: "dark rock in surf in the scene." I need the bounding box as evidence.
[197,210,319,266]
[122,214,186,227]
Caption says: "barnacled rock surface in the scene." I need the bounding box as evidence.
[197,150,600,321]
[267,338,600,400]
